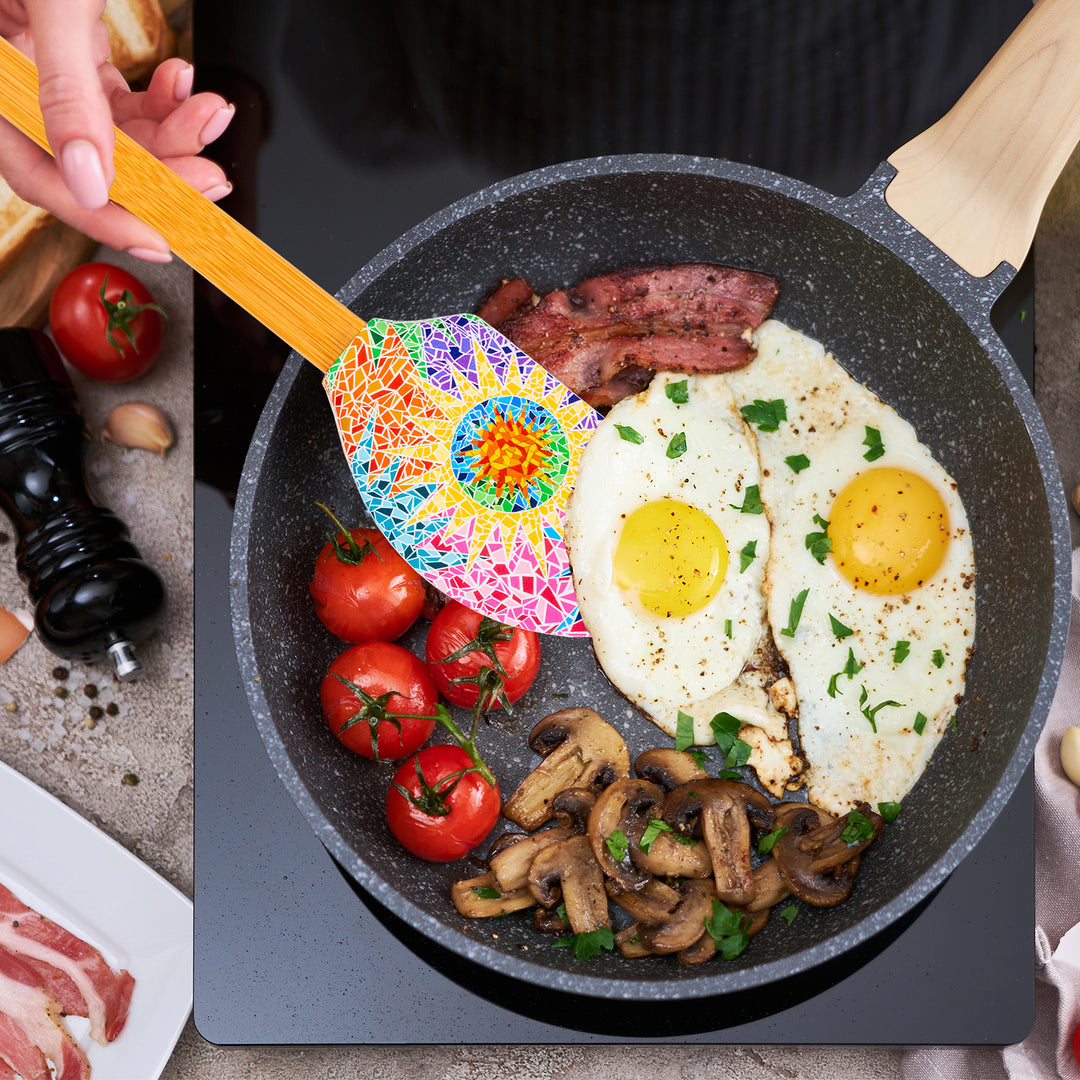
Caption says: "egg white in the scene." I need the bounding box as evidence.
[565,372,791,754]
[725,320,976,812]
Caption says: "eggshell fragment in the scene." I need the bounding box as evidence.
[0,607,31,662]
[1061,726,1080,788]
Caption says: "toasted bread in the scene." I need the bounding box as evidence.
[104,0,174,82]
[0,177,52,276]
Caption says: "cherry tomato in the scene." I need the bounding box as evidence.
[49,263,166,382]
[386,744,501,861]
[321,641,439,759]
[424,600,540,711]
[310,524,425,643]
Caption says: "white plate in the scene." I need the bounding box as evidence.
[0,758,192,1080]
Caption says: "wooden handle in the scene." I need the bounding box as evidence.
[886,0,1080,278]
[0,35,365,370]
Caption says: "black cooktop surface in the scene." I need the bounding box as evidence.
[194,0,1037,1045]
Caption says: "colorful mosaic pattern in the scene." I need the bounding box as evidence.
[324,313,599,636]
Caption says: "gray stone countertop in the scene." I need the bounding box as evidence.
[1,142,1077,1079]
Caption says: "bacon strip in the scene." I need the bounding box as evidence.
[0,950,90,1080]
[485,263,780,408]
[0,884,134,1047]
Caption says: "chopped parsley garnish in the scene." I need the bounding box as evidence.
[829,613,854,639]
[675,710,695,752]
[730,484,764,514]
[878,801,902,823]
[554,927,616,960]
[858,685,903,733]
[719,769,745,780]
[805,513,832,564]
[779,903,799,925]
[605,829,629,863]
[704,900,752,959]
[739,539,758,572]
[863,425,885,461]
[827,647,864,697]
[740,398,787,432]
[932,649,945,669]
[686,747,711,769]
[666,432,687,459]
[710,711,753,770]
[665,379,689,404]
[640,818,697,853]
[841,809,877,845]
[615,424,644,444]
[893,639,911,664]
[785,453,810,473]
[757,826,787,855]
[724,618,733,638]
[471,885,502,899]
[913,711,928,735]
[950,714,959,731]
[779,588,809,638]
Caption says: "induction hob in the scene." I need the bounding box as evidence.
[193,0,1037,1044]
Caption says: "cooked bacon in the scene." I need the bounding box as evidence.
[484,263,780,408]
[476,276,535,325]
[0,950,90,1080]
[0,884,134,1047]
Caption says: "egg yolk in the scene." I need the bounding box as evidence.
[613,499,727,617]
[829,467,950,594]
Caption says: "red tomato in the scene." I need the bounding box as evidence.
[49,263,166,382]
[310,526,425,643]
[424,600,540,711]
[386,744,501,861]
[321,641,439,759]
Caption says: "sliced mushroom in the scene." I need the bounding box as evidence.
[631,825,713,880]
[551,787,597,832]
[615,923,653,958]
[451,872,536,918]
[587,777,665,890]
[746,858,791,913]
[534,906,569,934]
[605,877,682,927]
[638,879,717,955]
[771,802,883,908]
[633,748,708,791]
[665,779,775,906]
[677,904,769,966]
[526,833,609,935]
[503,709,631,830]
[488,825,575,893]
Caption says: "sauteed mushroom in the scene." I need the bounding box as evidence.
[551,787,597,832]
[665,779,775,906]
[637,879,717,955]
[633,748,708,791]
[451,872,535,918]
[587,778,665,889]
[488,826,575,893]
[526,833,609,934]
[503,709,630,830]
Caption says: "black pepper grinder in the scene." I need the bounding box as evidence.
[0,327,165,680]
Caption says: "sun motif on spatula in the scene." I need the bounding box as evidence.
[324,312,599,636]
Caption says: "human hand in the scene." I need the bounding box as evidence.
[0,0,234,261]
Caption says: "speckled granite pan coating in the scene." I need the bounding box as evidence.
[230,154,1071,1005]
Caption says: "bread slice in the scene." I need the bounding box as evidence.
[0,177,52,276]
[104,0,174,81]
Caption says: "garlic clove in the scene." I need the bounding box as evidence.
[1061,726,1080,788]
[102,402,175,456]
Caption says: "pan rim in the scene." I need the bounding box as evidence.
[231,151,1071,1002]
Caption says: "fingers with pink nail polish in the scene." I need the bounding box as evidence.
[59,140,110,210]
[199,105,235,147]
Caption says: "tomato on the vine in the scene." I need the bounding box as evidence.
[424,600,540,711]
[49,263,166,382]
[321,641,439,759]
[386,743,501,861]
[310,506,425,643]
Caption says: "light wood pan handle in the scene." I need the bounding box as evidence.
[0,35,365,370]
[886,0,1080,278]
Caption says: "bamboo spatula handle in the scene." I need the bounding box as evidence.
[0,35,365,371]
[885,0,1080,278]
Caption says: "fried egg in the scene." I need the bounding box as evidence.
[725,320,976,813]
[565,372,800,792]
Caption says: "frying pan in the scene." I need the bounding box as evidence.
[230,6,1073,1003]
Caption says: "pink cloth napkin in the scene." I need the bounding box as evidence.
[903,548,1080,1080]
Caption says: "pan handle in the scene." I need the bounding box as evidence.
[885,0,1080,278]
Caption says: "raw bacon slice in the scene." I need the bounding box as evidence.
[484,263,780,408]
[0,884,134,1047]
[0,950,90,1080]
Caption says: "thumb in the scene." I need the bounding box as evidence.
[27,1,114,209]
